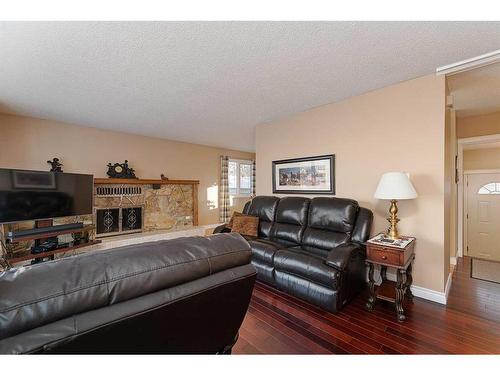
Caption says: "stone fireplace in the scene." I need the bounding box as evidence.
[94,178,199,238]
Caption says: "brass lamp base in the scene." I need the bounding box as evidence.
[386,199,400,240]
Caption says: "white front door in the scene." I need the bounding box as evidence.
[466,173,500,261]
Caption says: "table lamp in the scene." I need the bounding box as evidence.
[374,172,418,239]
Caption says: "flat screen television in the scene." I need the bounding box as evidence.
[0,169,93,224]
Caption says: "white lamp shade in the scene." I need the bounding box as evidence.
[374,172,418,200]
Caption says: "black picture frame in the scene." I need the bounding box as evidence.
[272,154,335,194]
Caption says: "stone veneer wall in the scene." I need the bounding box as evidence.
[94,183,194,232]
[143,184,194,230]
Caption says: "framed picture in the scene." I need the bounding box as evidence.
[272,154,335,194]
[12,170,57,189]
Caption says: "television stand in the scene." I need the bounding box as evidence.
[7,221,85,241]
[1,219,101,268]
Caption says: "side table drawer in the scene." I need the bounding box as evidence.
[367,247,401,266]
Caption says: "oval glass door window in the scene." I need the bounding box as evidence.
[478,182,500,195]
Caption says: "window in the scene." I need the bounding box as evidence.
[228,159,254,196]
[478,182,500,195]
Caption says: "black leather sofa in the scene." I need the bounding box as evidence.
[214,196,373,312]
[0,233,256,354]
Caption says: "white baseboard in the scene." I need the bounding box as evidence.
[413,284,448,305]
[381,272,449,305]
[450,256,457,266]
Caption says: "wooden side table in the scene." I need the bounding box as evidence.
[365,235,415,322]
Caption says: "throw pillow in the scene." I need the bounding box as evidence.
[227,211,243,229]
[231,215,259,237]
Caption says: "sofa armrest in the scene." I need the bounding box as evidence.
[325,243,364,271]
[213,224,231,234]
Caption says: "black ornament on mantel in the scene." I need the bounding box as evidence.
[160,174,169,181]
[47,157,63,172]
[106,160,138,179]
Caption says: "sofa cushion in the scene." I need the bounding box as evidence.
[251,259,275,285]
[308,197,359,232]
[270,197,310,245]
[291,245,329,258]
[301,229,350,252]
[242,201,252,215]
[273,248,339,289]
[247,196,280,237]
[247,238,284,264]
[352,207,374,244]
[274,271,339,312]
[325,243,364,271]
[302,197,359,251]
[0,233,251,341]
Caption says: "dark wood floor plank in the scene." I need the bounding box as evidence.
[250,295,364,353]
[448,257,500,323]
[238,317,307,354]
[232,335,262,354]
[346,298,500,351]
[343,305,494,354]
[247,305,332,354]
[251,289,385,352]
[255,283,449,353]
[234,256,500,354]
[252,287,427,354]
[244,311,313,354]
[259,285,447,354]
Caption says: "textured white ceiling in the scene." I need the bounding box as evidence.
[447,62,500,118]
[1,22,500,151]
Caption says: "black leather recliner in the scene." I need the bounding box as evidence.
[214,196,373,312]
[0,233,256,354]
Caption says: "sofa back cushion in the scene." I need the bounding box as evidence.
[270,197,310,245]
[247,196,280,237]
[0,233,251,341]
[352,207,373,244]
[242,200,252,214]
[301,197,359,251]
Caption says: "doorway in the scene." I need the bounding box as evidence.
[464,171,500,260]
[457,135,500,258]
[452,136,500,319]
[443,54,500,306]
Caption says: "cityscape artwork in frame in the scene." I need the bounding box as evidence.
[272,154,335,194]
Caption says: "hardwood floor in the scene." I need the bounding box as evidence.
[234,257,500,354]
[448,256,500,322]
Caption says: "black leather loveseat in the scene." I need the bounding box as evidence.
[214,196,373,312]
[0,233,256,354]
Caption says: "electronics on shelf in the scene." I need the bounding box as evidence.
[7,222,84,241]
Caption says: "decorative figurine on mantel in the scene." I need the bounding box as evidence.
[47,157,63,172]
[106,160,138,179]
[160,174,169,181]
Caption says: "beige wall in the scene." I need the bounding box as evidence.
[464,147,500,170]
[256,74,448,293]
[0,114,254,225]
[457,111,500,138]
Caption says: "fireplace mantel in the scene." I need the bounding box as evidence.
[94,178,199,185]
